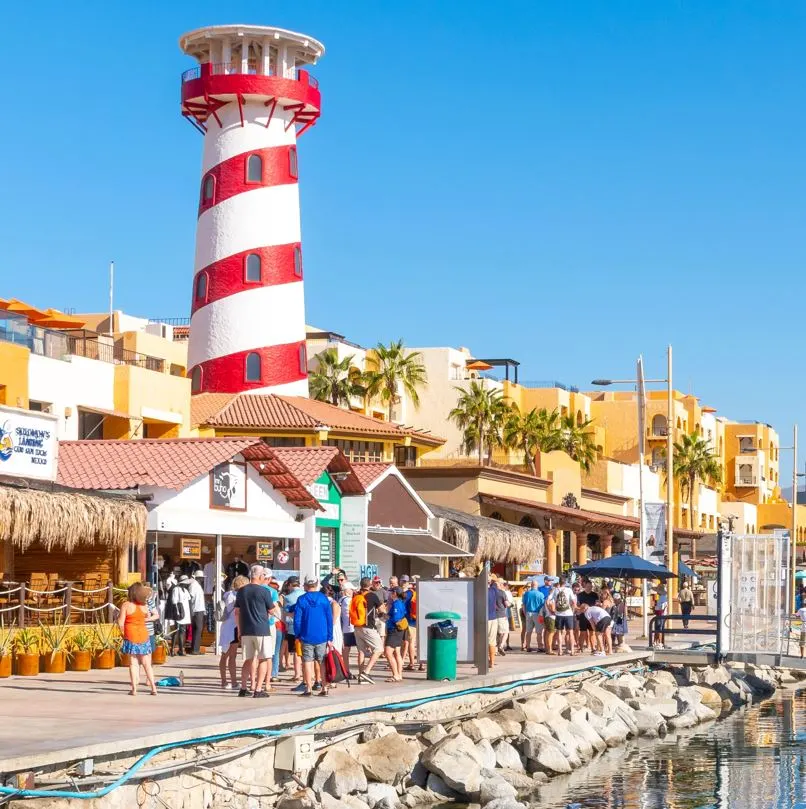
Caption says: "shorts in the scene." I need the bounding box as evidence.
[354,626,383,656]
[122,639,152,656]
[497,616,509,635]
[241,635,274,660]
[406,625,417,645]
[543,615,556,632]
[556,615,574,631]
[577,615,592,632]
[385,629,404,649]
[343,632,357,648]
[301,641,328,663]
[654,614,666,633]
[525,613,541,634]
[487,619,499,646]
[595,616,613,633]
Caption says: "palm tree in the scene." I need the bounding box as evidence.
[673,432,722,529]
[449,382,510,466]
[364,340,428,422]
[308,349,365,407]
[560,415,599,473]
[504,407,563,474]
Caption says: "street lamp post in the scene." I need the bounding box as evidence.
[592,344,675,634]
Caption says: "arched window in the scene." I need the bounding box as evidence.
[202,174,215,203]
[190,366,202,393]
[245,352,261,382]
[246,154,263,183]
[245,253,261,282]
[519,515,536,528]
[293,246,303,277]
[194,272,208,301]
[289,146,298,179]
[298,343,307,374]
[651,414,667,436]
[489,511,504,521]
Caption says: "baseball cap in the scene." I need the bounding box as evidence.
[192,570,204,578]
[372,575,382,584]
[304,576,319,587]
[400,575,410,582]
[341,580,356,592]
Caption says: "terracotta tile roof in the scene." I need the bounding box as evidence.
[270,446,366,495]
[239,445,320,509]
[58,437,262,490]
[192,393,445,446]
[351,462,392,490]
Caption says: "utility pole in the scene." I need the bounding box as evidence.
[666,345,676,604]
[791,424,798,612]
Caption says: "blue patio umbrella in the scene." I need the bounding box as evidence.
[571,552,676,580]
[795,570,806,581]
[678,559,698,583]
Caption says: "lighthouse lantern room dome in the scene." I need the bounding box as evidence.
[179,24,324,397]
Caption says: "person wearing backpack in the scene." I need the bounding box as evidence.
[350,577,383,684]
[548,576,577,656]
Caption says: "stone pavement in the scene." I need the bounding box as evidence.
[0,642,649,773]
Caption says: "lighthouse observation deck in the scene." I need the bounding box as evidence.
[179,24,323,131]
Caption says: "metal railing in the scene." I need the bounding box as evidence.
[180,63,318,87]
[647,613,718,649]
[518,380,580,393]
[181,66,201,82]
[149,317,190,326]
[0,582,124,627]
[735,475,758,486]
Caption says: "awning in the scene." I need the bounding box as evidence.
[78,405,133,420]
[367,529,471,558]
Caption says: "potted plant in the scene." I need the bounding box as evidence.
[69,629,93,672]
[152,635,168,665]
[14,627,39,676]
[92,622,117,669]
[39,619,70,674]
[0,624,15,678]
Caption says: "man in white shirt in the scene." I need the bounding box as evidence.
[188,571,207,654]
[548,576,577,656]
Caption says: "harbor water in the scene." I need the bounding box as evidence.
[535,688,806,809]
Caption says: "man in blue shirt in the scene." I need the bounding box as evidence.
[293,577,333,697]
[522,580,546,653]
[487,575,507,669]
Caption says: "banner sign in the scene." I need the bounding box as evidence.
[0,405,58,481]
[643,502,666,563]
[256,541,273,561]
[181,538,201,559]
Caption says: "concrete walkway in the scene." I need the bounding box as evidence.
[0,646,649,773]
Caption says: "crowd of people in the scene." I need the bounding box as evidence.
[487,573,629,667]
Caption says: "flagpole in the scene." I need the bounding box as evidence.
[637,356,649,639]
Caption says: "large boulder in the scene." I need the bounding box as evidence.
[356,734,420,785]
[479,776,518,805]
[425,773,461,801]
[462,717,505,743]
[635,697,679,718]
[518,698,552,724]
[694,702,718,722]
[700,665,731,687]
[362,724,396,743]
[694,686,725,716]
[278,789,318,809]
[519,737,573,775]
[600,718,631,747]
[341,796,371,809]
[493,740,524,772]
[743,673,776,697]
[567,708,608,753]
[544,692,570,715]
[602,673,644,701]
[421,733,484,798]
[633,708,667,737]
[644,681,678,700]
[580,682,637,728]
[312,749,368,798]
[323,794,364,809]
[399,785,436,808]
[550,718,590,763]
[491,711,523,738]
[492,768,534,794]
[475,739,497,771]
[676,686,703,711]
[669,710,698,729]
[481,799,526,809]
[645,669,678,688]
[420,725,449,747]
[366,783,399,809]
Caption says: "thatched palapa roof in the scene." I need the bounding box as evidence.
[0,485,147,552]
[429,504,543,565]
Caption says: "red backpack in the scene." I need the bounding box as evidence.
[324,647,350,686]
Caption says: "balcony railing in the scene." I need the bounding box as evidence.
[735,475,758,486]
[181,62,318,87]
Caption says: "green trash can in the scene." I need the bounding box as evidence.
[425,611,461,681]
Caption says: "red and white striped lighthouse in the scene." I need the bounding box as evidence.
[179,25,324,396]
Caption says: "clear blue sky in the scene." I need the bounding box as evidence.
[3,2,805,475]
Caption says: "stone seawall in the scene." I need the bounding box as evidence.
[9,662,804,809]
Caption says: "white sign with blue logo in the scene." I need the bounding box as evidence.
[0,405,59,482]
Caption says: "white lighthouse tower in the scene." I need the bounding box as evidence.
[179,25,324,396]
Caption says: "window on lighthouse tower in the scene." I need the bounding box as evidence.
[245,253,261,282]
[289,147,298,179]
[195,272,208,301]
[246,154,263,183]
[245,352,262,382]
[202,174,215,203]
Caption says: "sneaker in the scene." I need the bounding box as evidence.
[358,672,375,685]
[301,690,312,697]
[312,681,323,692]
[253,690,270,698]
[498,648,507,657]
[221,683,232,690]
[594,651,607,658]
[292,682,307,694]
[237,688,251,698]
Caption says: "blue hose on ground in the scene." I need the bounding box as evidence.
[0,665,627,801]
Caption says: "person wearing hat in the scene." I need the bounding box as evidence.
[282,576,304,684]
[166,574,191,656]
[186,570,207,654]
[293,576,333,697]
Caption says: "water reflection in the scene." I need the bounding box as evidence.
[535,690,806,809]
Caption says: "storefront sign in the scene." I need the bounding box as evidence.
[181,538,202,559]
[319,503,340,521]
[256,541,273,561]
[210,462,247,511]
[0,405,58,482]
[308,482,329,501]
[360,564,379,580]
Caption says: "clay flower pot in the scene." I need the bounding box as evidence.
[70,650,92,672]
[92,649,115,670]
[41,651,67,674]
[117,652,131,668]
[16,653,40,677]
[152,645,167,665]
[0,654,11,678]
